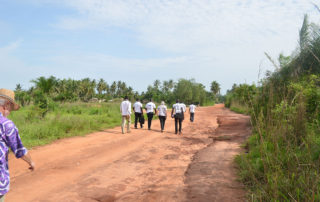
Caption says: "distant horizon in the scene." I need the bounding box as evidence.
[1,1,320,94]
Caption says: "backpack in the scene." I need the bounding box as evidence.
[140,116,145,124]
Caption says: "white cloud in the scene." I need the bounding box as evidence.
[48,0,320,54]
[7,0,320,93]
[0,40,23,53]
[22,0,320,57]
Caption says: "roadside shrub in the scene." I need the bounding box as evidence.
[230,74,320,201]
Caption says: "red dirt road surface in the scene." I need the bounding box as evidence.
[7,104,251,202]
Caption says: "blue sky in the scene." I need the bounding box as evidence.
[1,0,319,94]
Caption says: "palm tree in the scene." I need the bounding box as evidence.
[15,84,22,92]
[97,78,107,96]
[299,14,310,52]
[167,79,174,91]
[78,78,96,101]
[110,81,117,98]
[31,76,58,94]
[153,80,161,91]
[210,81,220,96]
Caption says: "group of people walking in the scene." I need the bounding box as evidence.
[0,89,197,201]
[120,96,196,135]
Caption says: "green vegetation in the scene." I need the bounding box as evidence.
[9,102,121,148]
[226,14,320,201]
[10,78,221,148]
[15,78,219,106]
[143,78,212,105]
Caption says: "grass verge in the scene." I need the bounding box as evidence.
[9,102,123,148]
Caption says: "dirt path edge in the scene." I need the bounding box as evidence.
[184,109,251,202]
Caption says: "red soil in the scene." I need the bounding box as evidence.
[7,104,251,202]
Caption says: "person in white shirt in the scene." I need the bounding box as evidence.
[189,102,196,122]
[145,99,157,130]
[133,98,144,129]
[180,102,186,120]
[157,101,167,133]
[120,96,131,134]
[171,99,184,135]
[181,103,186,112]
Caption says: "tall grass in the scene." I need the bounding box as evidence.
[226,15,320,200]
[8,102,123,148]
[228,100,250,114]
[230,75,320,201]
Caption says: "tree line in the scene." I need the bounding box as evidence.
[15,77,221,107]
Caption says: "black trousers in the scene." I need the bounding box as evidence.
[134,112,143,128]
[147,112,154,129]
[190,113,195,122]
[175,117,183,134]
[159,116,166,131]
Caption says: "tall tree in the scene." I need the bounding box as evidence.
[153,80,161,91]
[31,76,58,94]
[299,14,310,51]
[15,84,22,91]
[97,78,107,96]
[210,81,220,96]
[79,78,96,101]
[110,81,117,98]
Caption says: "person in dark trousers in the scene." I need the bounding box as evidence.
[157,101,167,133]
[189,102,196,122]
[145,99,156,130]
[133,98,143,129]
[171,99,184,135]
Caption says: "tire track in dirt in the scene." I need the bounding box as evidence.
[184,108,251,202]
[6,104,250,202]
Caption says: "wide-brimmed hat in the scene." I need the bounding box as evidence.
[0,89,20,110]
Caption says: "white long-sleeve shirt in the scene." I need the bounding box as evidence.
[120,100,131,116]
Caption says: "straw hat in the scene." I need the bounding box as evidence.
[0,89,20,110]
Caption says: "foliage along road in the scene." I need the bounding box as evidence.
[7,104,251,202]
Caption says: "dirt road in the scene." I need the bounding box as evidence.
[7,104,251,202]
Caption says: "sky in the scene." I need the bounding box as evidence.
[1,0,320,94]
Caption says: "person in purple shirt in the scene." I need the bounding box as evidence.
[0,89,35,201]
